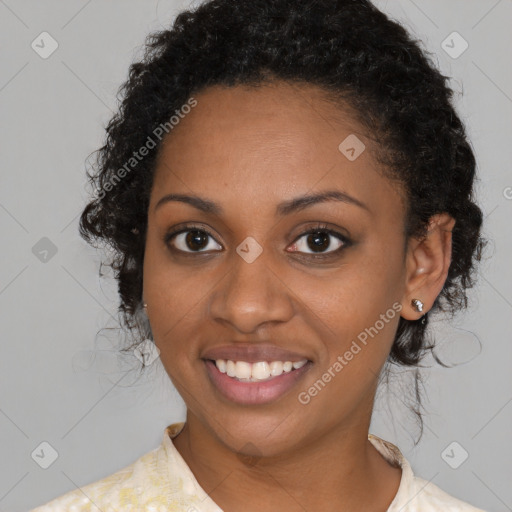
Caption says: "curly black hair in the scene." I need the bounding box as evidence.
[79,0,487,436]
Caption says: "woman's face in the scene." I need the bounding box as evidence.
[143,81,410,456]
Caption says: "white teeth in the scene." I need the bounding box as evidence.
[269,361,283,376]
[213,359,308,381]
[216,359,227,373]
[252,361,271,380]
[226,360,236,377]
[235,361,252,379]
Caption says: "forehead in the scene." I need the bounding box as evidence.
[151,82,405,221]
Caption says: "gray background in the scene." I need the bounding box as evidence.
[0,1,510,511]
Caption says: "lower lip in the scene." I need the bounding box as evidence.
[204,359,313,405]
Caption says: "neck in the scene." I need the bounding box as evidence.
[172,412,402,512]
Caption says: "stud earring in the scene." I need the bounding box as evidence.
[411,298,424,312]
[142,302,148,310]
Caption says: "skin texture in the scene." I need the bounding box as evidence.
[142,81,455,512]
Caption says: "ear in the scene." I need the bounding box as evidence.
[400,213,456,320]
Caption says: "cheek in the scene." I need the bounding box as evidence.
[292,241,404,361]
[298,280,400,370]
[298,245,402,320]
[142,234,208,350]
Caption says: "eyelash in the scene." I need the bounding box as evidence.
[163,222,352,260]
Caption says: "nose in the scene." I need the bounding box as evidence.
[208,247,295,334]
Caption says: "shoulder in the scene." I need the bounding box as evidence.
[29,444,165,512]
[407,475,487,512]
[29,423,202,512]
[368,434,487,512]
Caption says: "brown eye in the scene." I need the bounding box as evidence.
[306,232,331,252]
[165,227,222,253]
[289,225,351,257]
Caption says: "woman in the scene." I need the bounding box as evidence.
[31,0,487,510]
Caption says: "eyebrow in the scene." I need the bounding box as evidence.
[154,189,370,216]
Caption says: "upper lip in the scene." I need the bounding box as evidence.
[202,343,311,363]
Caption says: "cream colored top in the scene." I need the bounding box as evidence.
[30,422,486,512]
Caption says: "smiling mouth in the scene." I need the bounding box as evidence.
[203,358,313,405]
